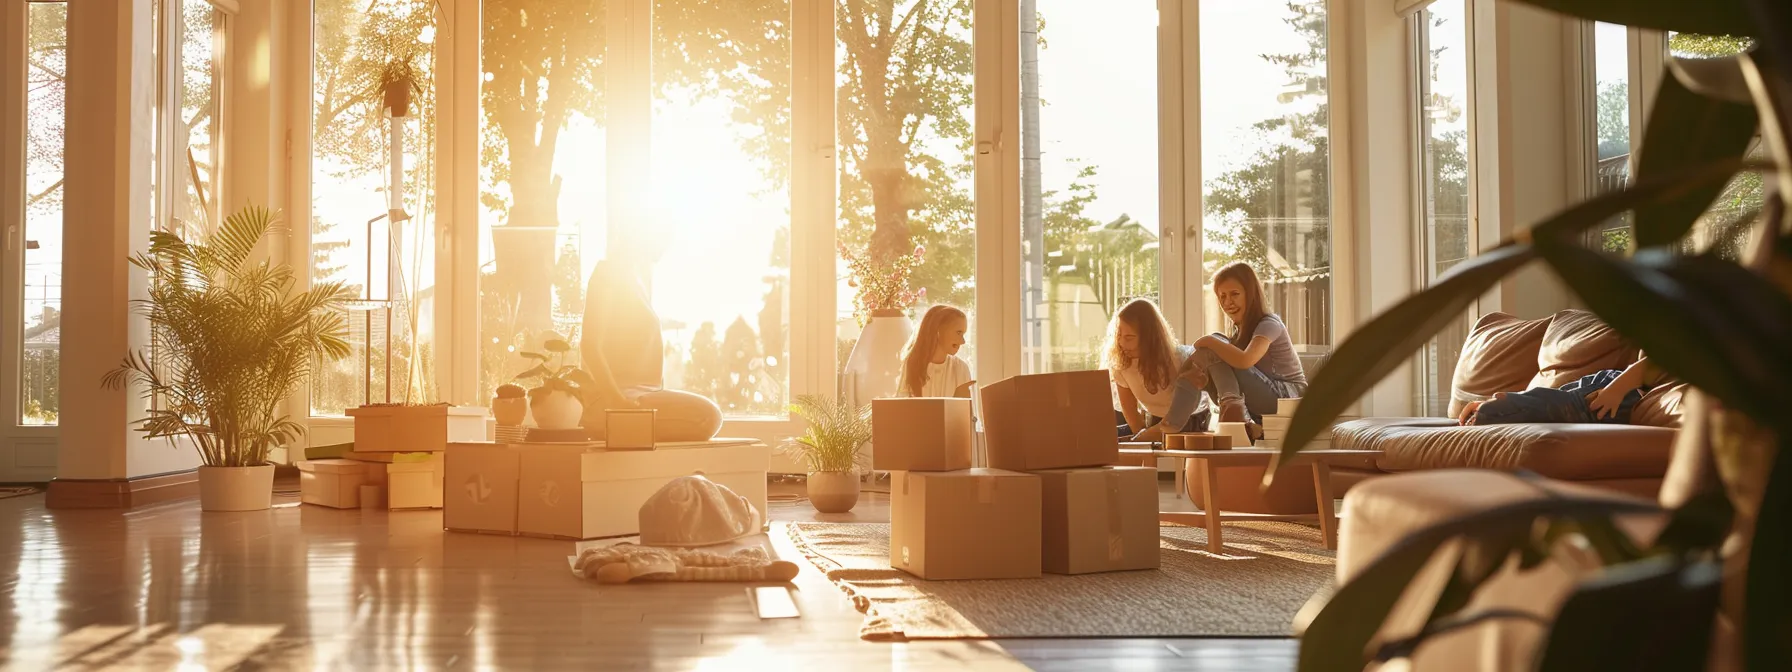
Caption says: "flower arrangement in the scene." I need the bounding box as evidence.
[841,242,926,325]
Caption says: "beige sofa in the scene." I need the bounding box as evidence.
[1190,309,1683,514]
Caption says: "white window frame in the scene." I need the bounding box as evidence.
[156,0,235,237]
[288,0,1351,461]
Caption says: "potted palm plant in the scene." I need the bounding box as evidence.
[784,394,873,513]
[105,206,354,512]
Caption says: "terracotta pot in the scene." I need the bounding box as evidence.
[198,464,275,512]
[384,77,413,117]
[491,397,529,426]
[530,389,584,430]
[807,471,861,514]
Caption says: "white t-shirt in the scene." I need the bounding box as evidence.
[1114,344,1195,418]
[897,355,973,398]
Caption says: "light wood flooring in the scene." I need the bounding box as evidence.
[0,476,1299,670]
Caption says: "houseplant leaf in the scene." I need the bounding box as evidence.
[1533,241,1792,425]
[1747,432,1792,672]
[1632,59,1760,248]
[1505,0,1759,38]
[544,339,573,353]
[1297,494,1662,672]
[1269,245,1534,479]
[1534,557,1723,672]
[519,351,550,362]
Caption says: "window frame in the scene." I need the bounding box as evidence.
[155,0,234,238]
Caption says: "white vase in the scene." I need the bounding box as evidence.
[807,471,861,513]
[530,390,584,430]
[197,464,275,512]
[845,313,914,405]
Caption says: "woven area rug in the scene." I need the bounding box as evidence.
[788,521,1335,641]
[0,486,42,501]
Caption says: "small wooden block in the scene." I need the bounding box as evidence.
[1180,434,1213,450]
[606,409,657,449]
[1209,435,1233,451]
[1165,434,1185,450]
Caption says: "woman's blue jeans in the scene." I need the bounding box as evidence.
[1163,334,1304,423]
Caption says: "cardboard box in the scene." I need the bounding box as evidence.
[297,459,368,509]
[889,469,1042,580]
[352,451,446,509]
[515,440,768,540]
[1035,466,1160,574]
[444,442,522,535]
[346,405,487,453]
[871,398,975,471]
[606,410,657,449]
[980,370,1119,471]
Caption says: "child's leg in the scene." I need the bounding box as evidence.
[1470,387,1595,424]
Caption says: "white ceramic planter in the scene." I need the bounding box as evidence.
[531,390,584,430]
[807,471,861,514]
[491,397,529,426]
[198,464,275,512]
[844,314,915,407]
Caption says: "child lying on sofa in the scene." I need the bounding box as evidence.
[1458,355,1658,426]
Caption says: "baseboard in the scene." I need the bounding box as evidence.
[46,470,200,509]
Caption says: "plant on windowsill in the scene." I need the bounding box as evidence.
[377,56,422,118]
[841,243,926,407]
[783,394,873,514]
[514,332,594,431]
[104,206,355,512]
[1270,1,1792,669]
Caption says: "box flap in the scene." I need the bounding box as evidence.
[297,458,366,474]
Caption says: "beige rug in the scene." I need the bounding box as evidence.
[788,521,1335,641]
[0,486,42,501]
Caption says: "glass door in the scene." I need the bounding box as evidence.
[1,0,68,481]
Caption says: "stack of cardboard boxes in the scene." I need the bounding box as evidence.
[296,406,485,510]
[874,370,1160,580]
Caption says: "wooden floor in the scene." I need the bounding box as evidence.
[0,476,1298,671]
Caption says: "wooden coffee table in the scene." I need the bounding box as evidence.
[1120,446,1382,553]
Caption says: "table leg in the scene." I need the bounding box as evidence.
[1174,462,1185,499]
[1311,462,1338,550]
[1197,459,1223,554]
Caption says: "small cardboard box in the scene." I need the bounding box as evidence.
[444,442,522,535]
[297,459,368,509]
[351,452,446,510]
[889,469,1042,580]
[980,370,1119,471]
[515,439,768,540]
[871,397,975,471]
[606,410,657,449]
[1035,466,1160,574]
[346,405,487,453]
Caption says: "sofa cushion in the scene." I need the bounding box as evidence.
[1528,309,1640,389]
[1332,417,1675,481]
[1632,381,1688,428]
[1448,312,1551,419]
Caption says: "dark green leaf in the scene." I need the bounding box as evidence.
[1535,241,1792,427]
[1506,0,1758,38]
[1535,557,1722,672]
[544,339,572,353]
[1633,60,1760,248]
[1272,245,1534,478]
[519,351,549,362]
[1297,494,1661,672]
[513,364,550,381]
[1745,431,1792,672]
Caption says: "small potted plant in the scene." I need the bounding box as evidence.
[492,383,529,426]
[783,394,873,513]
[378,57,422,118]
[515,333,592,430]
[105,206,355,512]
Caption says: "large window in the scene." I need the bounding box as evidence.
[1021,0,1159,374]
[19,1,67,426]
[1414,0,1472,416]
[175,0,224,238]
[1668,32,1761,260]
[1592,21,1631,252]
[310,0,441,415]
[1200,0,1332,350]
[476,1,607,408]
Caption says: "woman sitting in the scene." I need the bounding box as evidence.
[897,305,975,398]
[1170,261,1308,441]
[579,260,724,441]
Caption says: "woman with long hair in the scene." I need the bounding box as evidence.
[1104,299,1208,441]
[897,305,974,398]
[1172,261,1308,440]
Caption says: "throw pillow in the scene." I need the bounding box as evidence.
[1633,381,1688,428]
[1448,312,1551,419]
[1529,309,1641,389]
